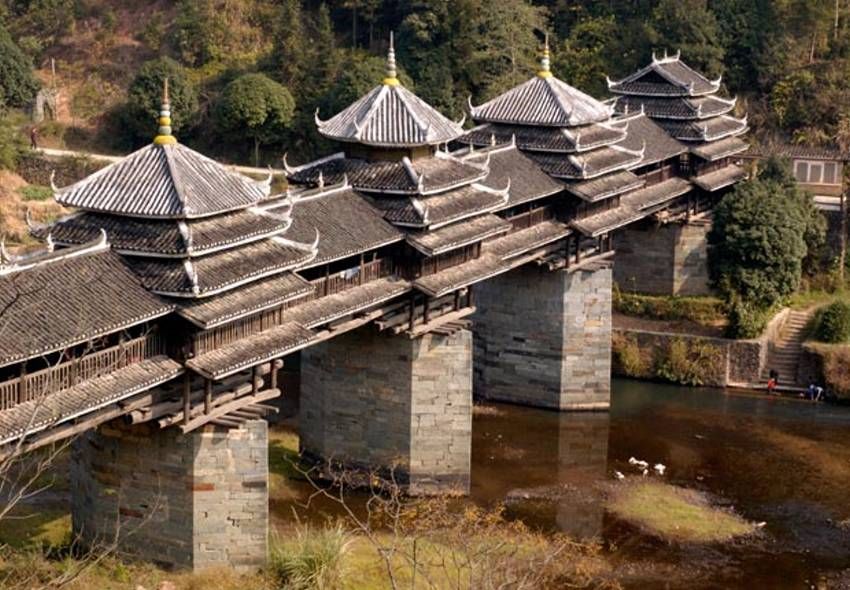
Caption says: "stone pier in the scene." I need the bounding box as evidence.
[71,420,268,571]
[300,327,473,494]
[473,264,612,410]
[613,218,711,296]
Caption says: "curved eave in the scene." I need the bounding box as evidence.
[54,203,257,221]
[315,128,457,149]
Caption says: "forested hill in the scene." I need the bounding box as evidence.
[1,0,849,165]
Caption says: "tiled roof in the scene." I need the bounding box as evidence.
[406,214,511,256]
[281,186,404,267]
[458,122,626,153]
[657,115,748,143]
[176,272,314,329]
[692,136,749,162]
[0,244,172,368]
[565,170,645,202]
[54,143,269,219]
[50,209,290,257]
[367,183,508,228]
[527,145,643,180]
[692,164,747,192]
[470,74,613,127]
[608,54,721,97]
[316,83,462,147]
[613,94,736,120]
[484,220,572,260]
[286,152,487,195]
[414,253,509,297]
[129,239,315,297]
[462,145,564,208]
[620,114,688,167]
[744,143,846,161]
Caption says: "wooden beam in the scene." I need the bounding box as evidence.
[204,378,212,415]
[269,359,278,391]
[182,372,191,427]
[181,388,281,433]
[407,306,476,338]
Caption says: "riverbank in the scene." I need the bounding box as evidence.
[4,380,850,589]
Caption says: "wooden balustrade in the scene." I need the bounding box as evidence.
[507,206,553,230]
[0,333,164,411]
[310,257,394,299]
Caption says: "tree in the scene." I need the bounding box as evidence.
[215,73,295,165]
[316,52,413,120]
[122,57,200,147]
[0,24,40,109]
[645,0,725,78]
[555,15,616,97]
[709,157,826,335]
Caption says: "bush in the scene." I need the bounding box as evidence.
[725,299,771,339]
[822,347,850,398]
[655,338,724,387]
[814,301,850,343]
[269,525,351,590]
[0,25,40,108]
[18,185,52,201]
[612,333,653,378]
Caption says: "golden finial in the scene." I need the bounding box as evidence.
[154,77,177,145]
[383,31,400,86]
[538,33,553,79]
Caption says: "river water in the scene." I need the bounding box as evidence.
[274,379,850,588]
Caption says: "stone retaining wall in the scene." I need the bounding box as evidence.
[71,420,268,571]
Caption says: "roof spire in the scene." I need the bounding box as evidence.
[538,33,552,79]
[383,31,400,86]
[154,77,176,145]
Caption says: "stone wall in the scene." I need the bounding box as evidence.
[612,328,767,387]
[300,327,472,494]
[473,264,612,410]
[613,219,711,296]
[71,420,268,571]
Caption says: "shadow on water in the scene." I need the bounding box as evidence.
[272,379,850,588]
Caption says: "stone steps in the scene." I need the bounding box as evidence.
[760,310,814,387]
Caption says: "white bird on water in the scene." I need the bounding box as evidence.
[614,470,625,480]
[628,457,649,469]
[654,463,666,475]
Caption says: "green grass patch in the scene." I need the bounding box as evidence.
[0,509,70,548]
[607,481,755,543]
[17,184,53,201]
[613,288,726,326]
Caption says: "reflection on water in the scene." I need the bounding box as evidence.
[471,379,850,589]
[275,378,850,588]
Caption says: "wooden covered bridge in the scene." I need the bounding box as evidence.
[0,38,747,570]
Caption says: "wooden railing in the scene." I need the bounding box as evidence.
[507,206,553,231]
[641,165,675,187]
[0,333,165,410]
[310,257,394,299]
[421,244,479,277]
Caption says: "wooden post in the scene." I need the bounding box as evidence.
[575,235,582,263]
[204,378,212,414]
[252,365,260,395]
[359,253,365,285]
[270,359,278,391]
[423,295,430,324]
[17,363,26,404]
[409,292,416,331]
[454,290,460,311]
[183,372,191,426]
[324,265,330,296]
[468,286,475,308]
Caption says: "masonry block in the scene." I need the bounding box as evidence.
[71,420,268,571]
[473,264,612,410]
[300,327,472,494]
[613,218,711,296]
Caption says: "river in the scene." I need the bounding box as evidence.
[273,379,850,589]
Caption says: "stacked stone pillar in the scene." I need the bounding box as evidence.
[473,264,613,410]
[70,420,268,571]
[613,218,711,296]
[300,327,473,494]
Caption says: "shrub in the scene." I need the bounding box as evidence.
[612,333,653,378]
[0,25,40,108]
[822,347,850,398]
[18,185,52,201]
[655,339,724,387]
[269,525,351,590]
[814,301,850,344]
[725,299,771,339]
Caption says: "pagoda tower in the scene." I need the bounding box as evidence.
[608,51,749,194]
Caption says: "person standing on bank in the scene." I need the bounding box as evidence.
[30,126,39,150]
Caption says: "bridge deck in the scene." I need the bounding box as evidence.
[0,356,183,446]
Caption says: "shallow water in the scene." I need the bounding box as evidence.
[274,379,850,588]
